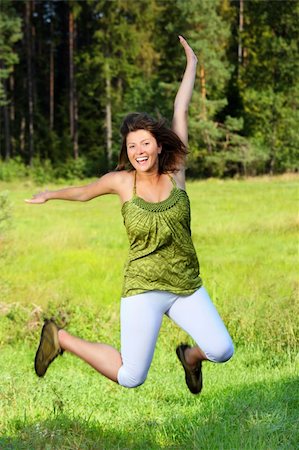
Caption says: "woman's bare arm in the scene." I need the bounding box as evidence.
[172,36,197,184]
[25,171,124,204]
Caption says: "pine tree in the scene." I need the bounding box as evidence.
[175,0,233,176]
[239,0,299,173]
[0,0,22,160]
[76,0,159,170]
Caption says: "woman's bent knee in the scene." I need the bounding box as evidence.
[206,339,234,363]
[117,366,147,388]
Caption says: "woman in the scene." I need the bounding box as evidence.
[26,36,234,395]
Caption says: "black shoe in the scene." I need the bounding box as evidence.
[34,319,63,377]
[176,344,202,394]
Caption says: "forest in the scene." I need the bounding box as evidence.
[1,0,299,179]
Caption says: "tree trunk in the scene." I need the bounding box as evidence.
[74,85,78,159]
[69,8,74,149]
[50,21,54,130]
[199,64,207,120]
[31,0,37,108]
[238,0,244,66]
[26,0,34,166]
[269,109,277,175]
[73,16,78,161]
[20,116,26,155]
[105,61,112,168]
[199,64,212,153]
[69,7,78,159]
[9,73,15,157]
[3,78,10,161]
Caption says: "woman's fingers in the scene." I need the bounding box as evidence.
[25,191,48,203]
[25,197,45,204]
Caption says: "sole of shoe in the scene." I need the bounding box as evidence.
[34,320,61,377]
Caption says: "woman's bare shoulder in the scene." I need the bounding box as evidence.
[101,169,131,184]
[109,170,134,185]
[107,170,135,202]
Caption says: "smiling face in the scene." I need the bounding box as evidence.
[126,129,162,173]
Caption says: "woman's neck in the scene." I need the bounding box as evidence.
[135,170,162,186]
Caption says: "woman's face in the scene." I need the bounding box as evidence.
[126,129,162,173]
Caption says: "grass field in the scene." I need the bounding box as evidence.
[0,175,298,449]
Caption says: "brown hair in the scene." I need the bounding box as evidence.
[116,112,187,173]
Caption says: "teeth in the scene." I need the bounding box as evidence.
[136,157,148,162]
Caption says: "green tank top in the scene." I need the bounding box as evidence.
[121,172,202,298]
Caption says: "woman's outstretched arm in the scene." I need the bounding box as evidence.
[172,35,198,161]
[25,171,123,204]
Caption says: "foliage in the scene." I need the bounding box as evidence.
[238,0,299,173]
[0,0,22,105]
[0,0,298,177]
[0,190,11,235]
[0,157,27,181]
[0,157,94,183]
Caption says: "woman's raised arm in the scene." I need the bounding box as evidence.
[172,35,197,151]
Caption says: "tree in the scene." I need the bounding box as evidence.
[174,0,233,176]
[0,0,22,160]
[69,1,80,160]
[238,0,299,173]
[76,0,159,169]
[25,0,34,166]
[0,0,297,178]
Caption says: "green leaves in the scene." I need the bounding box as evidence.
[0,0,22,105]
[0,0,297,176]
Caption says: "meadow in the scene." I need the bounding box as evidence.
[0,175,298,449]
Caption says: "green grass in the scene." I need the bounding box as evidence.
[0,175,298,449]
[0,344,298,449]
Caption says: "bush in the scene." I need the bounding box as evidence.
[0,191,11,235]
[29,158,56,184]
[53,157,89,180]
[0,157,95,184]
[0,157,27,181]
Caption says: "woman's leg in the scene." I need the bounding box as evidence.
[167,286,234,365]
[58,330,122,382]
[117,291,171,388]
[59,291,171,387]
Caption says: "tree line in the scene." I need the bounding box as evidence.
[1,0,298,179]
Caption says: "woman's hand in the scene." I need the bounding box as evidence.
[25,191,49,204]
[178,35,198,65]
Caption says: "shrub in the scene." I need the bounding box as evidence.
[53,157,89,180]
[0,157,27,181]
[0,191,11,235]
[0,157,93,184]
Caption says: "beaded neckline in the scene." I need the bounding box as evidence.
[122,187,187,213]
[122,171,187,213]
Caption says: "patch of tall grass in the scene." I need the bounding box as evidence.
[0,175,298,449]
[0,344,297,449]
[0,175,298,356]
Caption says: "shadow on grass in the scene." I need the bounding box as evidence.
[1,375,298,450]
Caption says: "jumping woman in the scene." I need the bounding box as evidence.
[26,36,234,394]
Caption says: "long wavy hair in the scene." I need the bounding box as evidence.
[116,112,187,173]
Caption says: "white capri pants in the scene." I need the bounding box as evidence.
[117,286,234,388]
